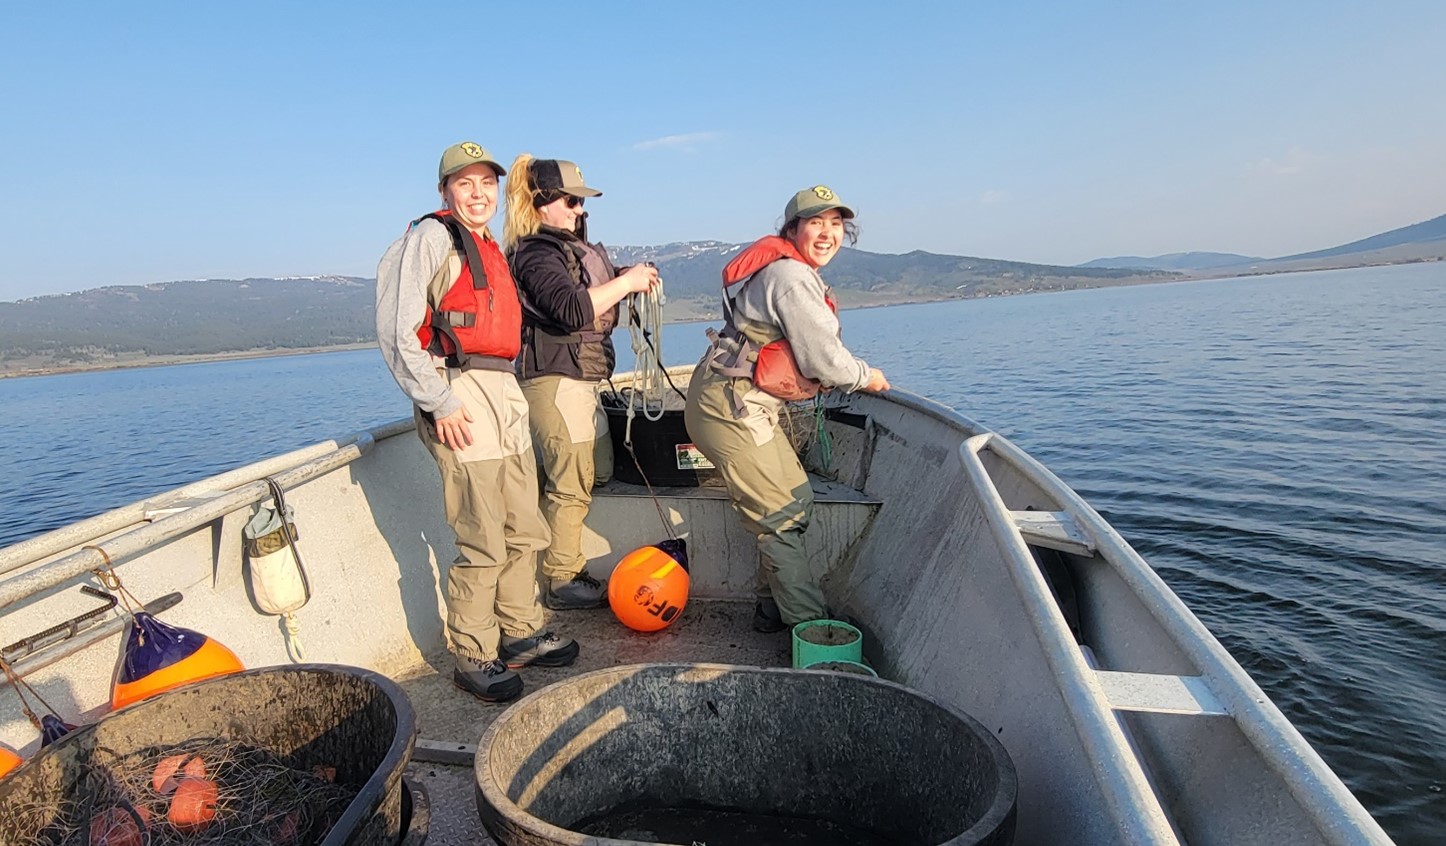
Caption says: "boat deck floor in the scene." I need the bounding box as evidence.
[398,599,790,845]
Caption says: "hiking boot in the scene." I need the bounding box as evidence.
[452,655,523,703]
[498,630,580,669]
[752,598,788,634]
[545,572,607,610]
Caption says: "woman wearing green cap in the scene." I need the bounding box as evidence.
[503,154,659,610]
[375,141,581,704]
[685,185,890,633]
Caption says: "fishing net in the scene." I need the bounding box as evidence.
[779,398,832,471]
[12,735,357,845]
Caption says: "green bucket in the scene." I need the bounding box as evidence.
[803,659,878,677]
[791,619,863,669]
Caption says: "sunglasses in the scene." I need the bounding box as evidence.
[565,196,585,209]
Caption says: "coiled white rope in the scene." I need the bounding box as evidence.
[626,278,669,423]
[620,276,682,539]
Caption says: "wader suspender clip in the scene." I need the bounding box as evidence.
[706,287,760,419]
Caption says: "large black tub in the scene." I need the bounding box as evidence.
[475,663,1016,846]
[601,391,721,488]
[0,664,419,846]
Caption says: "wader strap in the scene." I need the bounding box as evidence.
[704,326,758,420]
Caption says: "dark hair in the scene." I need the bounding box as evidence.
[780,215,860,245]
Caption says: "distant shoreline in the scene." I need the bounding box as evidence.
[0,343,378,381]
[4,256,1437,380]
[0,285,1058,379]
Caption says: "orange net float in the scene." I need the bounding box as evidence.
[0,744,20,780]
[111,613,244,711]
[608,539,690,632]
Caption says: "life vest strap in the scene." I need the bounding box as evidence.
[438,310,475,328]
[418,212,489,291]
[532,327,604,345]
[451,354,513,373]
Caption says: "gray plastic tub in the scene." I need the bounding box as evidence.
[475,663,1016,846]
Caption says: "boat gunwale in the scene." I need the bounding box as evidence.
[879,387,1391,845]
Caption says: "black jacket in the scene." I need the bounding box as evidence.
[510,225,620,381]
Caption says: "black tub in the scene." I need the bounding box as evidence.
[602,391,720,488]
[0,664,418,846]
[475,663,1016,846]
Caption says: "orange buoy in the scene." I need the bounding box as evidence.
[88,804,150,846]
[168,775,219,832]
[111,613,244,710]
[607,540,690,632]
[151,753,207,795]
[0,744,21,780]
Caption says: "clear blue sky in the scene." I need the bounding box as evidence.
[2,1,1443,300]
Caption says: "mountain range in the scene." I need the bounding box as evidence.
[3,211,1442,377]
[1080,212,1446,273]
[1078,252,1263,272]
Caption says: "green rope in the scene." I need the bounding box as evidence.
[813,395,832,472]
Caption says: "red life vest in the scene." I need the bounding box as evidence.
[413,211,522,365]
[715,236,838,401]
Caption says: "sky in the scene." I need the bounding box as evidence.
[2,1,1444,301]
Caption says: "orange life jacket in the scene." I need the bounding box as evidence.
[714,236,838,402]
[413,211,522,366]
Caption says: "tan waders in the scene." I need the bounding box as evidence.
[416,368,549,662]
[684,363,825,625]
[520,374,613,608]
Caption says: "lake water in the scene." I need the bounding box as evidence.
[2,262,1443,843]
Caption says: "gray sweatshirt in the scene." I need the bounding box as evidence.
[728,258,871,392]
[375,219,462,418]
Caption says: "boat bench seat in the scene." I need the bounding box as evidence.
[591,473,881,505]
[582,473,882,601]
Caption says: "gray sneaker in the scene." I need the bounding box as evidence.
[498,630,580,669]
[545,572,608,610]
[452,655,523,703]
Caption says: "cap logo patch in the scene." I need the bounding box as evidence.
[573,166,584,182]
[460,142,484,159]
[812,185,835,201]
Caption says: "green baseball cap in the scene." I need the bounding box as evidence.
[784,185,855,224]
[438,141,506,184]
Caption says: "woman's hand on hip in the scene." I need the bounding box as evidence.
[434,406,474,449]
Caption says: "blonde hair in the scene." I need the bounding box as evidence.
[503,153,545,249]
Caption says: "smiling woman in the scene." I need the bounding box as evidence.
[372,141,580,704]
[683,186,891,634]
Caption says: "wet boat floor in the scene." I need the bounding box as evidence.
[398,599,790,845]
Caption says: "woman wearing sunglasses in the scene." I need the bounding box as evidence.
[503,155,659,610]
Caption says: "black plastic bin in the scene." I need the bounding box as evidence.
[602,392,720,488]
[0,664,419,846]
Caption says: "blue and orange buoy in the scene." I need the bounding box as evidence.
[111,613,244,710]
